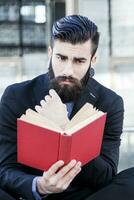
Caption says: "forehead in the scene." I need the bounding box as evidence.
[52,40,92,58]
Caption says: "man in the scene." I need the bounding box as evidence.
[0,15,124,200]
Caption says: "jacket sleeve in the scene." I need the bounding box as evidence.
[0,86,36,200]
[71,96,124,191]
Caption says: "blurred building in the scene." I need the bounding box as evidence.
[0,0,134,171]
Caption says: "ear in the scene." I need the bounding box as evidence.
[91,55,97,64]
[48,46,53,58]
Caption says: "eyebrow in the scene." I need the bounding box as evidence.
[55,53,87,61]
[56,53,68,59]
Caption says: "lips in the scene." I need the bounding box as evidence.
[60,80,72,85]
[57,76,77,86]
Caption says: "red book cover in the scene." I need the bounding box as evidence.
[17,113,106,171]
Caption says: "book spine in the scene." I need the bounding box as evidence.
[58,135,72,164]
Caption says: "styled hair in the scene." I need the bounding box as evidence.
[51,15,100,56]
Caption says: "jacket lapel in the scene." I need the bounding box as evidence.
[70,77,100,119]
[33,73,50,107]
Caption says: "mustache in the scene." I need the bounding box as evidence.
[54,76,80,83]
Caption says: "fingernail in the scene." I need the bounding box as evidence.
[71,160,77,165]
[77,161,82,166]
[59,160,64,165]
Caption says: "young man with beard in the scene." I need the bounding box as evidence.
[0,15,124,200]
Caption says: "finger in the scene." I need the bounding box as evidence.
[60,162,81,186]
[25,108,32,114]
[43,160,64,179]
[63,161,81,182]
[40,100,47,107]
[56,160,77,180]
[35,106,46,116]
[35,105,42,112]
[63,167,81,189]
[49,89,61,102]
[44,95,52,102]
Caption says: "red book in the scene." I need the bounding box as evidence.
[17,103,107,171]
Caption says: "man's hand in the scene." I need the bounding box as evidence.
[37,160,81,195]
[35,89,69,129]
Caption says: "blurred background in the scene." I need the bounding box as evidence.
[0,0,134,172]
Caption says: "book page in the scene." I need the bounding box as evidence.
[20,109,63,133]
[66,112,105,135]
[19,103,105,135]
[65,103,99,130]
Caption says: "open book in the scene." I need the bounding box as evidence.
[17,103,107,171]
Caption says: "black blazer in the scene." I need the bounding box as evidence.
[0,73,124,199]
[0,188,15,200]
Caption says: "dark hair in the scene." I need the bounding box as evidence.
[51,15,100,56]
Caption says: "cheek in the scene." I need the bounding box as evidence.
[52,58,63,76]
[74,65,89,80]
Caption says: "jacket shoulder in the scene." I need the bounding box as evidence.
[91,78,124,113]
[1,73,49,99]
[0,74,49,115]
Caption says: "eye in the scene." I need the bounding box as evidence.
[56,55,67,61]
[75,59,85,64]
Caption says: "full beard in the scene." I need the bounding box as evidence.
[48,59,89,103]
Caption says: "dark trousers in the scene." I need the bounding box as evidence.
[45,167,134,200]
[0,188,16,200]
[86,167,134,200]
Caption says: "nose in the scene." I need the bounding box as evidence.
[62,62,74,77]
